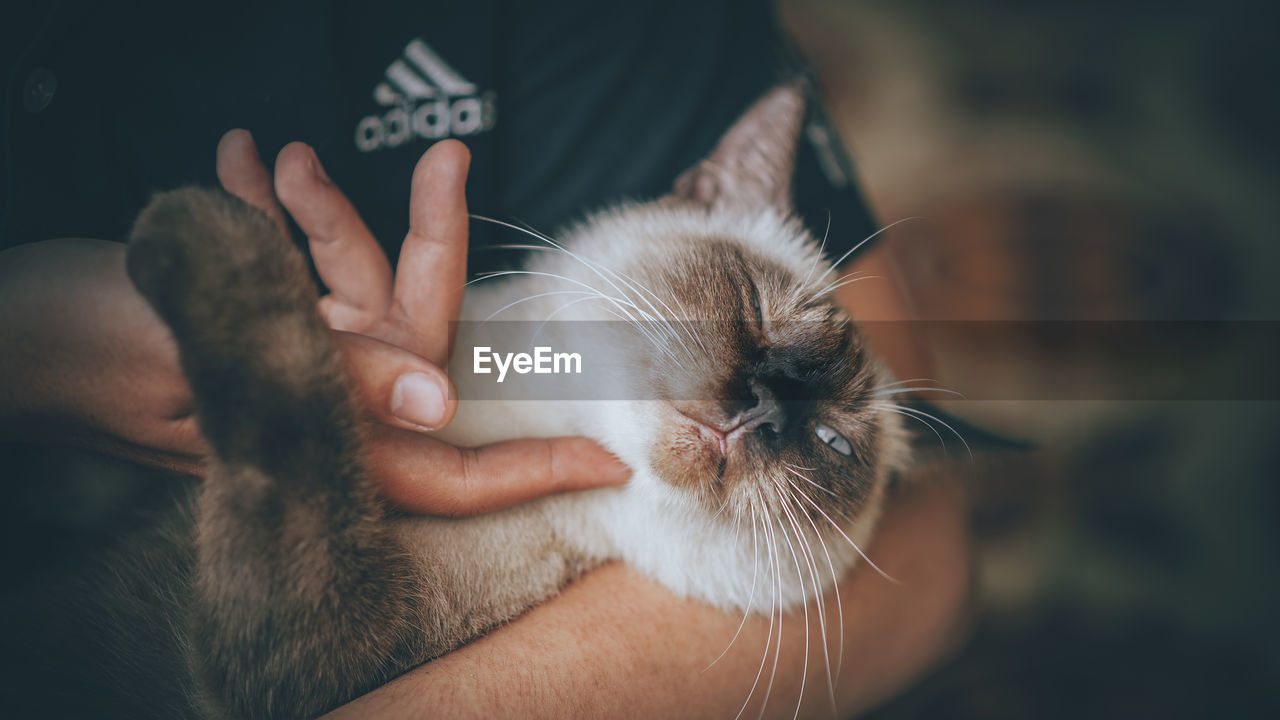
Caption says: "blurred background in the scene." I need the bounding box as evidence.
[779,0,1279,716]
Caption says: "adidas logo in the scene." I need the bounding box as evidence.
[355,38,496,153]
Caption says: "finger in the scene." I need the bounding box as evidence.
[215,129,290,238]
[71,425,208,479]
[391,139,471,363]
[332,330,457,432]
[275,142,394,331]
[367,429,632,517]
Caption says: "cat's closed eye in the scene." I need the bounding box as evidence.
[815,421,854,456]
[750,282,766,332]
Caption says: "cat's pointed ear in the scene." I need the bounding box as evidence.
[673,81,808,211]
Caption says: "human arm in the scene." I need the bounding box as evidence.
[328,463,969,719]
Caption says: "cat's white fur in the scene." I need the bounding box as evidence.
[419,201,899,612]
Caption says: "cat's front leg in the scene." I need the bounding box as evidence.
[128,188,441,720]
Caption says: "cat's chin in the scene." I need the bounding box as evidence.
[583,475,876,612]
[646,403,727,496]
[644,402,783,511]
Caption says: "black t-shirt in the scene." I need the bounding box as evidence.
[1,0,877,275]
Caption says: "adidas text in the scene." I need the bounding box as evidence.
[355,92,496,153]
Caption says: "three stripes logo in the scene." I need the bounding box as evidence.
[355,38,496,153]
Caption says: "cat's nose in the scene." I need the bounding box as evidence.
[728,377,786,438]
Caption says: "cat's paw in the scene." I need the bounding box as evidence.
[126,187,316,335]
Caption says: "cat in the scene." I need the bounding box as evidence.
[113,82,910,719]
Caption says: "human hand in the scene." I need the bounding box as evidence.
[0,134,629,514]
[213,130,630,514]
[0,237,208,473]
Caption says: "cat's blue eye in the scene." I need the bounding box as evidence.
[814,422,853,456]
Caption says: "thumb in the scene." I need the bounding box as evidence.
[332,330,457,432]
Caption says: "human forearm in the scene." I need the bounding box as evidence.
[0,239,204,468]
[327,471,971,719]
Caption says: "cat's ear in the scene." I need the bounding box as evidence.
[673,81,808,211]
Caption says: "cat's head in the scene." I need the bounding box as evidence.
[560,84,909,530]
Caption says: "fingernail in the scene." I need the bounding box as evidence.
[307,149,331,183]
[390,373,446,430]
[600,454,632,484]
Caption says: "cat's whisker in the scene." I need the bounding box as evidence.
[504,219,675,342]
[472,242,553,253]
[469,220,664,327]
[706,499,761,673]
[760,510,786,720]
[811,273,877,301]
[870,387,965,399]
[799,209,833,292]
[775,479,834,710]
[577,290,689,368]
[631,295,704,370]
[596,265,703,364]
[659,276,711,356]
[783,473,846,678]
[785,480,839,718]
[815,267,866,286]
[466,269,641,319]
[737,488,779,720]
[477,242,678,339]
[874,403,973,460]
[531,296,666,359]
[467,213,555,245]
[481,289,601,322]
[750,493,786,720]
[875,377,944,389]
[469,267,675,360]
[512,217,560,243]
[873,405,946,451]
[582,269,692,363]
[769,487,811,720]
[774,479,832,719]
[471,214,700,365]
[549,302,687,381]
[709,492,736,524]
[798,507,839,716]
[811,216,925,288]
[737,489,773,720]
[504,219,675,338]
[562,298,684,368]
[783,464,838,497]
[787,478,900,585]
[872,377,963,396]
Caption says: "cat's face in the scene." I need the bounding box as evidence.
[566,84,906,530]
[571,202,902,533]
[642,236,889,523]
